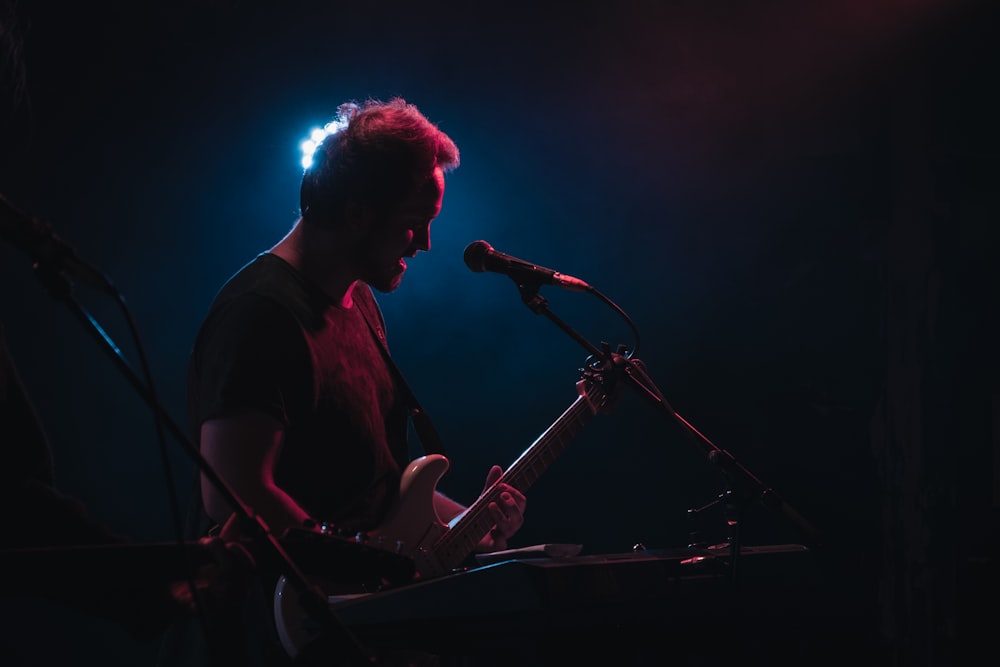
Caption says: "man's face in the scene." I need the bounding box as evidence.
[355,166,445,293]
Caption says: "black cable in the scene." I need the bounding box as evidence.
[106,285,222,655]
[585,285,641,359]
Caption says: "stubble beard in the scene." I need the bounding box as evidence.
[357,246,405,294]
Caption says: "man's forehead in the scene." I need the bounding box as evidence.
[423,166,445,197]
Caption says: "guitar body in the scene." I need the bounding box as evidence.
[274,453,454,658]
[369,453,453,576]
[275,363,625,660]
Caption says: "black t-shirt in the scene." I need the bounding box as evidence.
[188,253,409,535]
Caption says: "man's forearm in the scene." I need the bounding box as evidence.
[433,490,467,526]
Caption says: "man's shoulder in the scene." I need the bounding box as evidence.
[211,254,318,313]
[195,255,306,336]
[216,253,296,296]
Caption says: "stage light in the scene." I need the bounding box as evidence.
[299,119,349,169]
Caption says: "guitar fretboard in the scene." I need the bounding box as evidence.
[431,381,603,570]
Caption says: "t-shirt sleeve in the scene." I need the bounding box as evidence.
[190,294,311,428]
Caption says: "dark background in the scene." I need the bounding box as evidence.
[1,1,997,665]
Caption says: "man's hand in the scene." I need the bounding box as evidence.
[168,513,256,621]
[476,465,526,553]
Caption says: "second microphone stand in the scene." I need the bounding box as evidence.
[31,260,373,666]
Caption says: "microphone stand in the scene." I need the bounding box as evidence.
[24,247,372,665]
[515,282,823,583]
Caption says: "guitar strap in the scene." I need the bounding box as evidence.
[357,288,447,457]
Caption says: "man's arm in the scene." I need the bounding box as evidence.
[200,412,310,537]
[433,491,467,524]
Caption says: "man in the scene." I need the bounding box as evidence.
[182,98,527,663]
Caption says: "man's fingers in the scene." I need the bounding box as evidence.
[483,464,503,492]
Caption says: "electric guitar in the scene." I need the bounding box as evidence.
[274,359,624,658]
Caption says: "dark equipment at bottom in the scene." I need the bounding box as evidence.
[301,543,880,666]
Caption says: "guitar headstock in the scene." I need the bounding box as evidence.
[578,344,629,415]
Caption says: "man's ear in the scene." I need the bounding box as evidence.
[343,201,374,236]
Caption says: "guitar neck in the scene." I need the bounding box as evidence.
[432,383,599,567]
[502,393,596,495]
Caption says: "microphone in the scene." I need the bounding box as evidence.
[463,240,591,293]
[0,193,116,294]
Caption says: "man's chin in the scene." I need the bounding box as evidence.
[368,274,404,294]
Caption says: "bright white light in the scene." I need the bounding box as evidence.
[299,117,350,171]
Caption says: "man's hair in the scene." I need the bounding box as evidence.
[299,97,460,225]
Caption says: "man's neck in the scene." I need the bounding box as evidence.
[270,219,358,308]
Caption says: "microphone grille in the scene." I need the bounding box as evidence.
[463,240,492,272]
